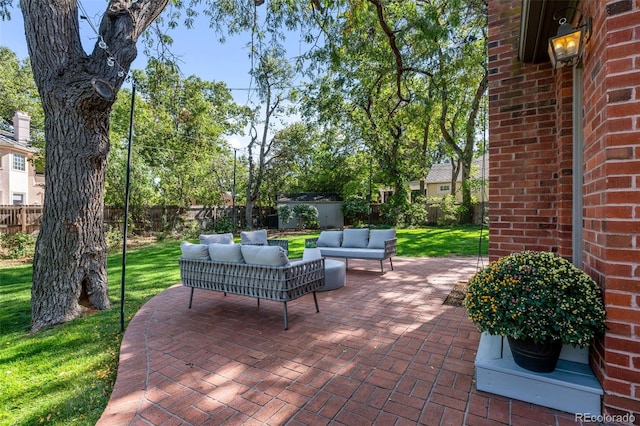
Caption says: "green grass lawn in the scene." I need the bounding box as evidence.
[287,225,488,258]
[0,226,487,425]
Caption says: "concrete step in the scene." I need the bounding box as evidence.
[475,333,603,415]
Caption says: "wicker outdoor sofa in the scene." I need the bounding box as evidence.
[179,231,325,330]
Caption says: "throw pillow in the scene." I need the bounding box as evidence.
[180,242,210,260]
[199,233,234,245]
[240,229,268,246]
[208,243,244,263]
[240,245,289,266]
[341,228,369,248]
[367,229,396,249]
[316,231,343,247]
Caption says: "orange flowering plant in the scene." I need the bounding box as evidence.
[464,251,606,347]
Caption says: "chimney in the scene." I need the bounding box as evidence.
[13,111,31,144]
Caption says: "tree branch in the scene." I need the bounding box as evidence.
[367,0,409,104]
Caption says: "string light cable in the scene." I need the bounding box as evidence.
[78,0,127,78]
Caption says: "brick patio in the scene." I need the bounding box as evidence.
[98,257,588,425]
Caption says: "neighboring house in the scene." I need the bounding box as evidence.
[407,157,489,203]
[277,193,343,229]
[0,111,43,205]
[490,0,639,418]
[379,157,488,203]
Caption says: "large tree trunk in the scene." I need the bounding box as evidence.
[31,104,112,330]
[21,0,170,331]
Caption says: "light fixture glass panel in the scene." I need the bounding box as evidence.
[552,31,582,58]
[548,27,584,68]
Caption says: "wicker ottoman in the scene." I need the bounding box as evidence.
[320,259,346,291]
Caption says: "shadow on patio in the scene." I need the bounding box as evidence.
[98,257,582,425]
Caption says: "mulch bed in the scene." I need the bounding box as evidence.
[443,280,468,307]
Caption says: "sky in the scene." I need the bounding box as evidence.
[0,1,308,148]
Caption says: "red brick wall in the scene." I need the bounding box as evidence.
[489,0,640,419]
[488,2,559,260]
[554,66,576,260]
[580,0,640,419]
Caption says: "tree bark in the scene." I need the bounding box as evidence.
[22,0,170,331]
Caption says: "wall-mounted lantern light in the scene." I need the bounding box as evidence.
[548,13,592,69]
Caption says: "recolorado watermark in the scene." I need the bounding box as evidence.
[575,413,636,424]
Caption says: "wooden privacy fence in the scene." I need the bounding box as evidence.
[0,205,43,235]
[1,202,487,235]
[0,205,278,235]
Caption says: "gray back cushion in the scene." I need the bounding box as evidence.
[341,228,369,248]
[240,229,268,246]
[208,243,244,263]
[367,229,396,249]
[316,231,343,247]
[240,245,289,266]
[180,242,210,260]
[199,233,234,245]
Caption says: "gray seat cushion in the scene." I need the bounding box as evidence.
[318,247,386,260]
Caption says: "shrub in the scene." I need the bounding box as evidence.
[0,231,36,259]
[428,195,459,226]
[292,204,319,229]
[379,193,411,227]
[214,215,234,234]
[277,205,294,226]
[341,198,370,225]
[105,225,122,252]
[405,195,429,227]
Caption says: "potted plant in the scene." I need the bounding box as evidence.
[464,251,606,373]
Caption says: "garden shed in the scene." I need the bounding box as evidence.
[277,193,343,230]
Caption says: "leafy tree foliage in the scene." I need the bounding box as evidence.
[0,47,43,128]
[262,122,373,202]
[109,60,250,208]
[0,46,45,170]
[303,0,487,224]
[244,49,297,227]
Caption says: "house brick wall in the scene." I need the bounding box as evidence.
[488,1,561,260]
[554,66,576,260]
[489,0,640,419]
[581,0,640,418]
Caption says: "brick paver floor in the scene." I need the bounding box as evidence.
[98,257,585,425]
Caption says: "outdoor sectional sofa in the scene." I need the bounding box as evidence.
[179,231,325,330]
[306,228,397,274]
